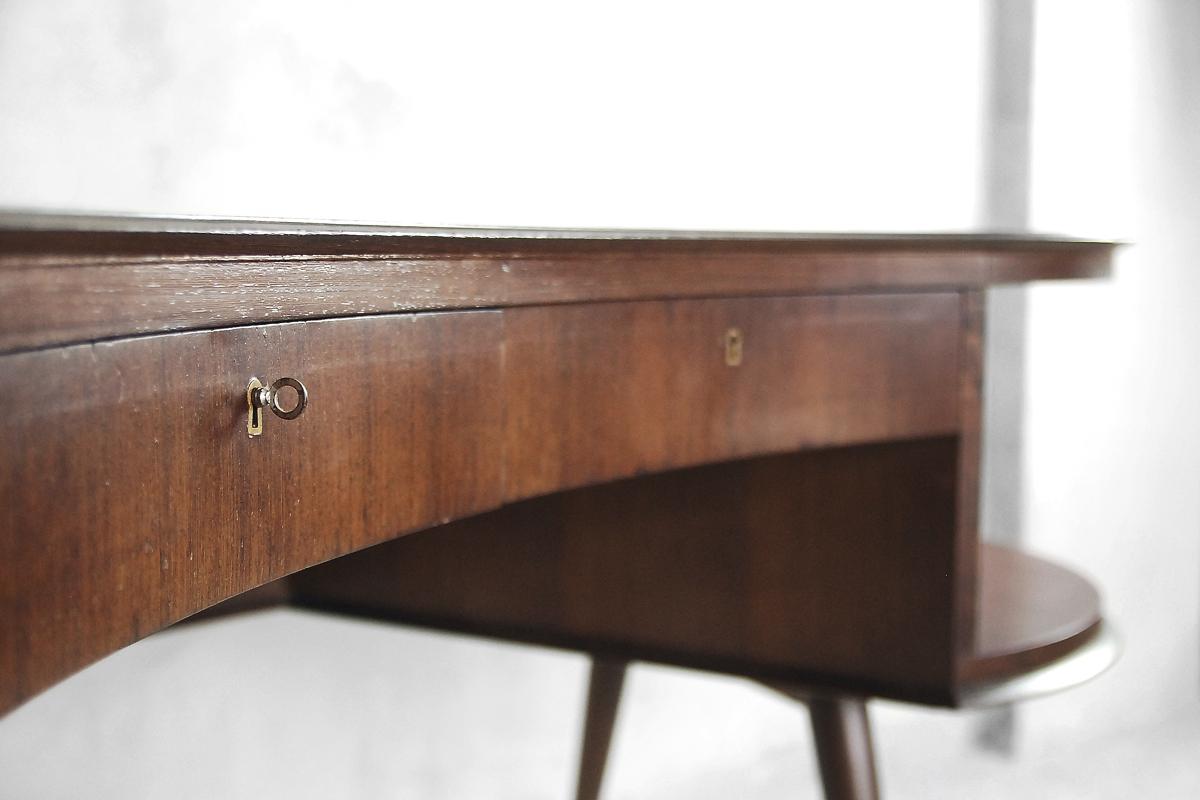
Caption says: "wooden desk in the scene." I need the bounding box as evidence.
[0,215,1114,716]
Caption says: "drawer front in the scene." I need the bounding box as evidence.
[504,294,961,499]
[0,311,503,709]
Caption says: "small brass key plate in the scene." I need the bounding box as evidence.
[247,377,267,437]
[724,327,744,367]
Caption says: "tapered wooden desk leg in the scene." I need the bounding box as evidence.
[807,695,880,800]
[575,657,629,800]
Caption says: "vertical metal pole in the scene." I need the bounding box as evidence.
[977,0,1036,754]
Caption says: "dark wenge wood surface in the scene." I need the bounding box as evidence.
[0,312,505,711]
[0,213,1116,716]
[290,441,965,703]
[503,294,961,499]
[0,213,1114,354]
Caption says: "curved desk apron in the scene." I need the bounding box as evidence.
[0,215,1115,715]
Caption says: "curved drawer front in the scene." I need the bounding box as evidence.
[503,293,962,499]
[0,312,503,711]
[0,292,963,713]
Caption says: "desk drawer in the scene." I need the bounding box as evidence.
[504,294,961,498]
[0,312,502,707]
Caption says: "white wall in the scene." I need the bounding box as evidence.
[1,1,1195,797]
[1018,0,1200,750]
[0,0,985,230]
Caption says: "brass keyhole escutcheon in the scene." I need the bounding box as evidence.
[246,376,309,437]
[724,327,743,367]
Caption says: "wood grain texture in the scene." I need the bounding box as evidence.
[0,312,504,713]
[0,293,969,714]
[0,216,1116,720]
[287,485,1107,707]
[503,294,961,499]
[291,440,964,704]
[0,213,1116,354]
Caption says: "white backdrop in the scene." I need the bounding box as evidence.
[1020,0,1200,752]
[0,0,984,229]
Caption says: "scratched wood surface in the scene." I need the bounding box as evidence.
[0,311,504,712]
[0,213,1115,353]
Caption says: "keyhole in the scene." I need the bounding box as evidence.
[725,328,743,367]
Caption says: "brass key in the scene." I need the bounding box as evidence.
[246,377,308,437]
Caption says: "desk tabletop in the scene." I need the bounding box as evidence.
[0,211,1115,354]
[0,213,1116,715]
[0,210,1115,245]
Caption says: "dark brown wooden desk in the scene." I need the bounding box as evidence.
[0,215,1113,748]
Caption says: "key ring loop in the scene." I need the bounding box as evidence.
[269,377,308,420]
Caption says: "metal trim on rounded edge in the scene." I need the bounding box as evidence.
[959,622,1121,708]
